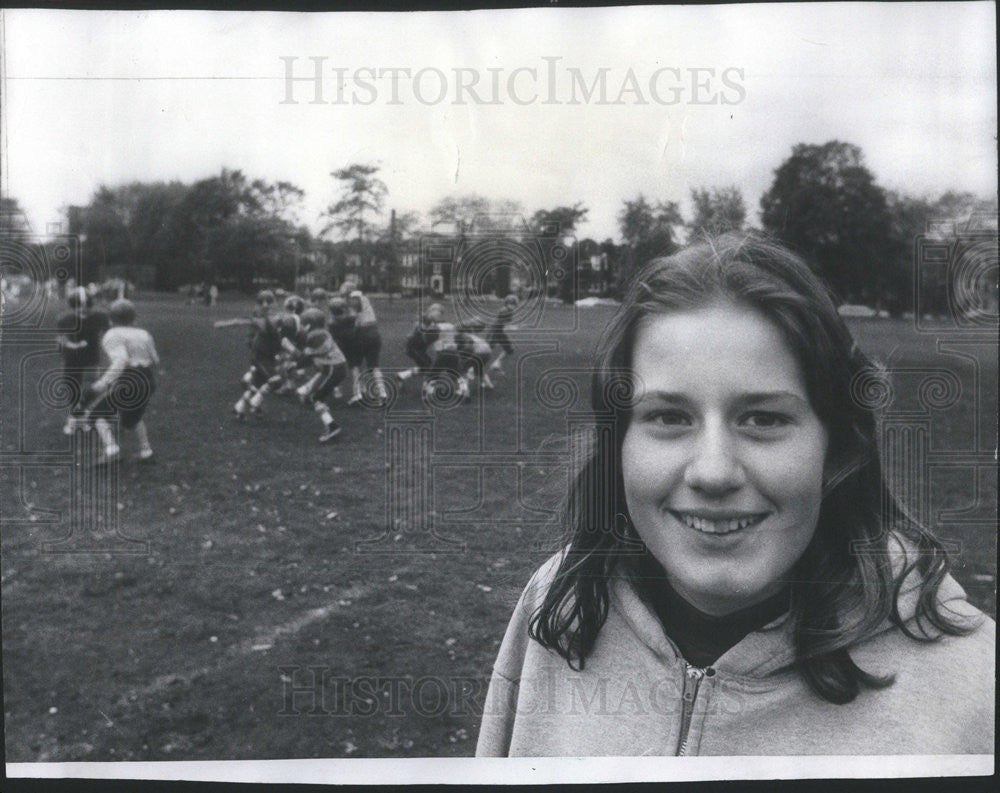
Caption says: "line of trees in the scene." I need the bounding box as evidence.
[8,141,995,310]
[66,169,312,292]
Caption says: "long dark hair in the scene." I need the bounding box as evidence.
[528,232,976,704]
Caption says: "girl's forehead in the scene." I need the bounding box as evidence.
[630,303,808,393]
[634,299,779,342]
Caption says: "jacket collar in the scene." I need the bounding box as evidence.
[607,534,972,678]
[609,574,798,676]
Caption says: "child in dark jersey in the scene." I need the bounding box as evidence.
[234,312,285,418]
[242,312,307,417]
[340,282,388,406]
[397,302,443,386]
[55,287,111,434]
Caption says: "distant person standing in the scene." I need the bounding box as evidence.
[55,287,110,434]
[488,294,518,375]
[85,299,159,466]
[208,284,219,306]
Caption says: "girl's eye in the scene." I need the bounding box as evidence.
[648,410,691,427]
[741,412,791,430]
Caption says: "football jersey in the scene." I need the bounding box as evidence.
[302,329,346,366]
[329,309,357,347]
[249,316,283,361]
[490,306,514,331]
[101,326,159,369]
[409,320,440,349]
[459,331,492,357]
[430,322,458,354]
[349,291,377,327]
[272,312,308,352]
[56,309,111,367]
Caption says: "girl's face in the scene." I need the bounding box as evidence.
[621,300,828,617]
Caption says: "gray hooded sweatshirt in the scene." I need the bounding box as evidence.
[476,550,995,756]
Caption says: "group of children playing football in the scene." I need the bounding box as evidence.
[396,294,518,402]
[54,283,518,461]
[228,284,518,443]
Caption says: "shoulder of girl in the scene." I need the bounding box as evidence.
[520,549,568,607]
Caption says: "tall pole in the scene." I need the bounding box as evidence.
[390,209,396,294]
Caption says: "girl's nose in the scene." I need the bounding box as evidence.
[683,426,746,494]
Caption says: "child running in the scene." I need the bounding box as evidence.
[272,294,308,394]
[245,311,306,416]
[234,310,282,419]
[294,307,347,442]
[55,287,110,434]
[85,299,159,466]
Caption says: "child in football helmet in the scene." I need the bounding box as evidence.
[284,294,306,315]
[340,282,387,406]
[239,311,306,415]
[293,312,347,442]
[423,320,472,403]
[234,310,288,418]
[398,302,443,385]
[55,287,111,434]
[85,299,159,465]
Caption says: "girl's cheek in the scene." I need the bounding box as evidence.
[621,438,654,494]
[747,438,826,494]
[630,447,684,498]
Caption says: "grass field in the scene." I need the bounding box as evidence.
[1,294,996,761]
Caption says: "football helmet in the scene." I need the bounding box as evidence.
[301,307,328,331]
[109,299,137,326]
[274,311,302,337]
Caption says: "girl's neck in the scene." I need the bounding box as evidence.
[628,552,791,666]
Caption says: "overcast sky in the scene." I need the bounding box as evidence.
[1,3,996,242]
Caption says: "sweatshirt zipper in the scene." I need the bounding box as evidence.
[677,663,711,756]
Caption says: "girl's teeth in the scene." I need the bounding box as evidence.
[679,514,760,534]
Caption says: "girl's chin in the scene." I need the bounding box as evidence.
[670,574,781,613]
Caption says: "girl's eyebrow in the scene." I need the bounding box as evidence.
[636,390,809,405]
[739,391,810,407]
[636,390,686,402]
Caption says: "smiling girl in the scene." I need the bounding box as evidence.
[476,233,994,756]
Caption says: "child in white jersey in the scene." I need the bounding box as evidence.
[294,307,348,442]
[85,299,159,465]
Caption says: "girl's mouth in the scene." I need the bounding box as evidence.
[668,510,768,536]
